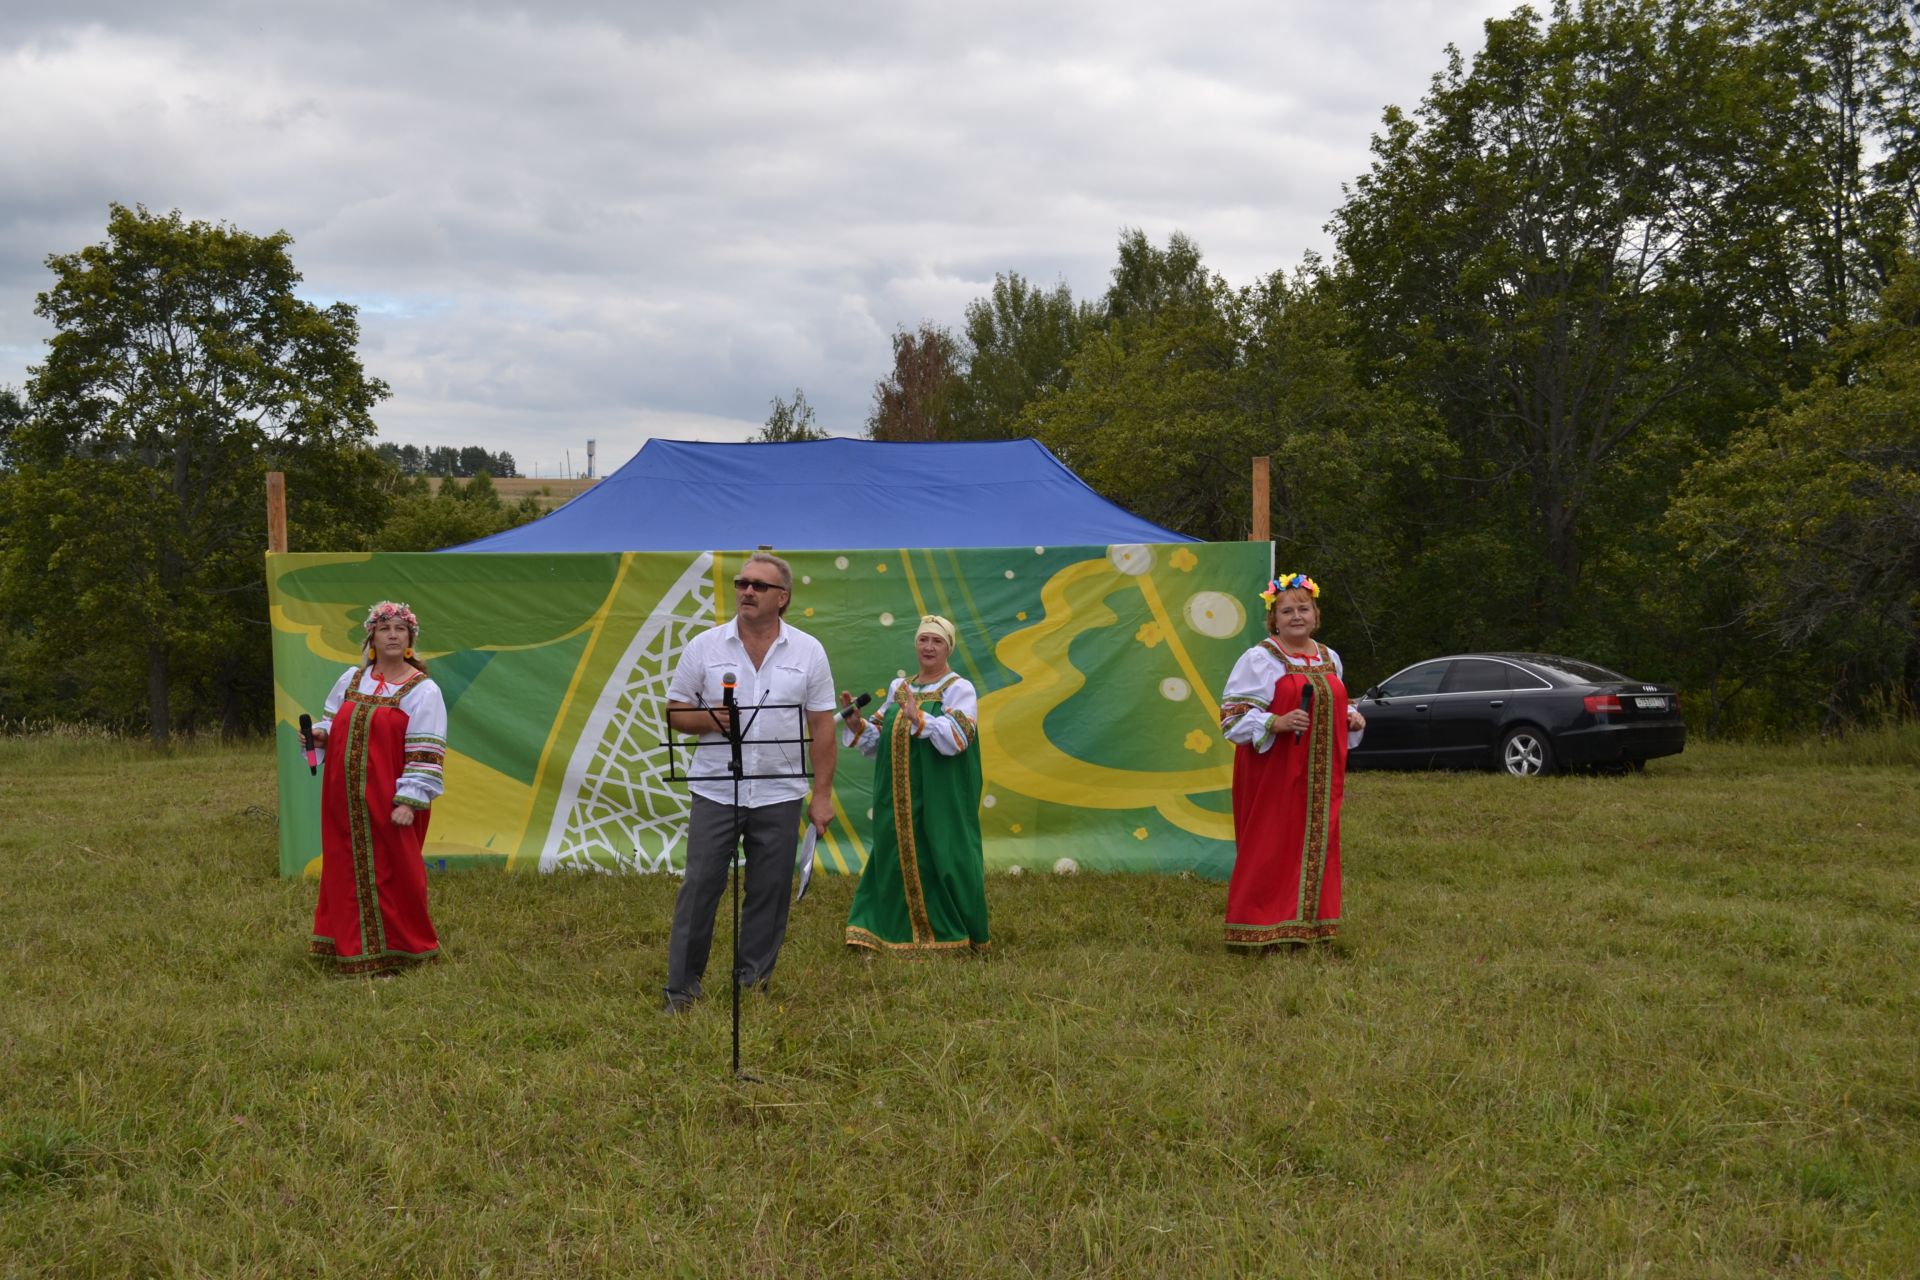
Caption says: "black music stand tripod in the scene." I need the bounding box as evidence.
[663,683,813,1079]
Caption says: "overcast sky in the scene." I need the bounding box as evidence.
[0,1,1501,477]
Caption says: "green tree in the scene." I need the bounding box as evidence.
[1016,234,1448,677]
[1103,229,1213,328]
[945,273,1099,440]
[373,472,544,551]
[1330,0,1804,636]
[2,204,390,742]
[1759,0,1920,333]
[1668,256,1920,725]
[754,388,828,441]
[0,387,23,472]
[1017,232,1243,535]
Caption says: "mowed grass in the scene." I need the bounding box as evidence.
[1,736,1916,1278]
[427,476,597,509]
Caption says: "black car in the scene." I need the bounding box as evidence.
[1348,653,1685,776]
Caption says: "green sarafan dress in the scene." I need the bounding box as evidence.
[845,674,991,953]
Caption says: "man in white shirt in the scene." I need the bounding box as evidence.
[662,551,838,1012]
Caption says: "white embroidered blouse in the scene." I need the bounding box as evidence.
[1219,642,1365,754]
[843,674,979,759]
[317,667,449,809]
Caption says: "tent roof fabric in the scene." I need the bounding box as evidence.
[450,437,1194,551]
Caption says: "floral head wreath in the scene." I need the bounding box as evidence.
[1258,573,1320,607]
[363,601,420,636]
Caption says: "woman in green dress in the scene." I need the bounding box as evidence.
[840,615,990,953]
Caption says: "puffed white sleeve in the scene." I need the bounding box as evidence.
[844,680,895,757]
[1220,647,1281,752]
[1326,646,1366,749]
[394,679,448,810]
[314,667,355,765]
[919,677,978,757]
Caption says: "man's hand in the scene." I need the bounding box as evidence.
[666,704,733,737]
[808,791,833,834]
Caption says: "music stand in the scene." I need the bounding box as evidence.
[662,693,814,1079]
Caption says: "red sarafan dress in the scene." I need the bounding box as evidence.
[1218,639,1353,946]
[310,665,447,974]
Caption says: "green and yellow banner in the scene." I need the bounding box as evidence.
[267,543,1270,879]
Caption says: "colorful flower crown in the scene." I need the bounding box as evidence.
[1258,573,1320,606]
[363,600,420,635]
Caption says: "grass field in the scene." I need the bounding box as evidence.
[2,734,1917,1277]
[428,476,597,509]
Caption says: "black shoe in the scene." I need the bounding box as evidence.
[663,992,696,1015]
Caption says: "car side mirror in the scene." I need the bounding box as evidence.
[1364,687,1381,700]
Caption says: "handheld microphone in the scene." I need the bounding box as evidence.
[838,691,873,722]
[298,713,318,775]
[720,671,743,775]
[1295,684,1314,743]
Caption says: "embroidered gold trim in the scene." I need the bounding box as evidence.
[341,700,386,959]
[1224,922,1339,945]
[342,665,426,709]
[888,705,935,944]
[1259,638,1324,666]
[845,926,988,954]
[947,709,977,748]
[309,936,439,974]
[1297,641,1341,927]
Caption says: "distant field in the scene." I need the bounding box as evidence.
[429,476,597,509]
[1,733,1916,1276]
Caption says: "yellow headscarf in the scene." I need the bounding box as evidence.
[915,614,956,647]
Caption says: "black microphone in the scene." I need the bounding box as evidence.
[1295,684,1314,743]
[298,713,318,775]
[721,670,742,776]
[838,691,873,722]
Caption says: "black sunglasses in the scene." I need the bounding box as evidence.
[733,577,786,593]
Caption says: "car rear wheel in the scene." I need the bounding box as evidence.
[1500,726,1555,777]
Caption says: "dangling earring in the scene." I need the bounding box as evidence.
[404,645,414,659]
[365,642,375,662]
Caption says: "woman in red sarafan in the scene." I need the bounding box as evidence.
[306,600,447,975]
[1218,574,1367,948]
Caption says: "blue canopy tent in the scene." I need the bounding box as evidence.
[451,437,1192,551]
[270,436,1260,880]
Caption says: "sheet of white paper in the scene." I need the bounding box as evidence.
[794,827,817,902]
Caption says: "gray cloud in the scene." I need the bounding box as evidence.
[0,0,1499,474]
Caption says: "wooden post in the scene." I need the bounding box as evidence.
[266,471,287,553]
[1250,456,1270,542]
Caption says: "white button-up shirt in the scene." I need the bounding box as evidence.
[667,618,836,806]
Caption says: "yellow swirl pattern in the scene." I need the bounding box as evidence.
[976,558,1234,840]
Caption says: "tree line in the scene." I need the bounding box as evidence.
[0,206,541,740]
[374,442,521,478]
[830,0,1920,735]
[4,0,1917,741]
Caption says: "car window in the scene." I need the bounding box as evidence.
[1441,658,1522,693]
[1525,656,1628,683]
[1378,661,1448,697]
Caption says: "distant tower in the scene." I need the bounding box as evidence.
[586,439,596,480]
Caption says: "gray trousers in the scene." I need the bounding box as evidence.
[665,794,803,1001]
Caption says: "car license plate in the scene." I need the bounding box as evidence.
[1634,696,1666,710]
